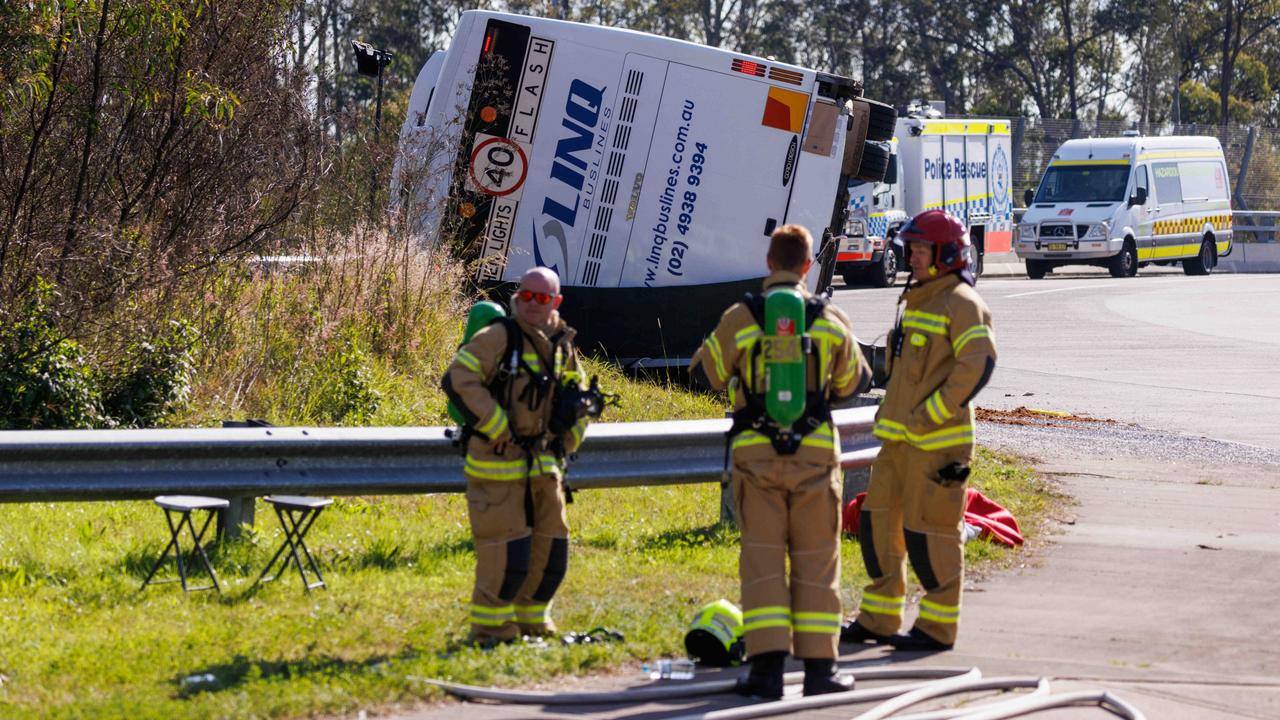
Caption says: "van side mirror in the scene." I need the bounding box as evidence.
[1023,188,1035,206]
[1128,186,1148,207]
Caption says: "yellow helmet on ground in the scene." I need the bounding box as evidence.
[684,599,746,667]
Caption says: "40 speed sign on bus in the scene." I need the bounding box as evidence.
[468,133,530,197]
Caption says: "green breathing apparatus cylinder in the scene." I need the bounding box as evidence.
[447,300,507,425]
[762,288,807,426]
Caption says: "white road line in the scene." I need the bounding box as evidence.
[1000,278,1183,299]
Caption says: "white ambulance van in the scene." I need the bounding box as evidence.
[1015,136,1232,279]
[394,11,893,362]
[836,117,1015,286]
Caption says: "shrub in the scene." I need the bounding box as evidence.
[0,280,105,429]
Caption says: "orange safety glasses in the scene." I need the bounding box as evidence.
[516,289,558,305]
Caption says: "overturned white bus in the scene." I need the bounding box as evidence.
[395,11,893,362]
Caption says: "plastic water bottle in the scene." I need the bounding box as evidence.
[642,659,696,680]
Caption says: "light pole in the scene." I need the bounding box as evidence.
[352,40,394,212]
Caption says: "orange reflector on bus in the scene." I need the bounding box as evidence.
[762,87,808,133]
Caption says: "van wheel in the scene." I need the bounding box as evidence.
[1109,240,1137,278]
[856,141,891,182]
[864,99,897,143]
[1026,259,1048,279]
[869,246,898,287]
[1183,237,1215,276]
[841,270,861,287]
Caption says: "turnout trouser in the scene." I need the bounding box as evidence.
[466,471,569,640]
[735,457,843,660]
[855,441,968,645]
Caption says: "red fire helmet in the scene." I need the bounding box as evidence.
[898,210,971,273]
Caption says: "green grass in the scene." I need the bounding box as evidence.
[0,447,1051,719]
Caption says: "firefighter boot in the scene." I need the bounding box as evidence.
[889,626,954,652]
[734,651,786,700]
[839,620,893,646]
[802,658,853,695]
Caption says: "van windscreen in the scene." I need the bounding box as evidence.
[1034,165,1131,204]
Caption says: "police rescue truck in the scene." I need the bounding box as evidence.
[1016,136,1232,278]
[394,11,893,362]
[835,117,1015,286]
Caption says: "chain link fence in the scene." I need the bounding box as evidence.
[974,117,1280,241]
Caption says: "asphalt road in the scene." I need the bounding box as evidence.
[832,272,1280,451]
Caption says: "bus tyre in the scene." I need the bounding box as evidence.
[1183,238,1215,276]
[1109,241,1137,278]
[869,246,898,288]
[1026,259,1048,280]
[864,99,897,143]
[855,141,891,182]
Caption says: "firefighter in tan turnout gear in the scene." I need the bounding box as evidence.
[841,209,997,652]
[441,267,590,644]
[691,225,872,698]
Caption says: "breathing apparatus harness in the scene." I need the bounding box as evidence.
[449,317,616,518]
[722,289,834,481]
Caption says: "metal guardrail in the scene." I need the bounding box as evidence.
[1233,210,1280,241]
[0,407,879,503]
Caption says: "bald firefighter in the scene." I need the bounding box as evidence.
[841,210,997,652]
[691,224,872,698]
[441,267,590,644]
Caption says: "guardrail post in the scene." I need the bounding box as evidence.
[218,497,256,539]
[719,481,737,526]
[842,466,871,507]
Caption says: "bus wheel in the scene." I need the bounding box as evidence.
[1183,237,1215,276]
[1109,240,1137,278]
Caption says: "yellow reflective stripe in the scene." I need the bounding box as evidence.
[470,604,515,626]
[926,390,952,425]
[903,319,947,336]
[792,610,841,633]
[735,325,762,350]
[514,603,549,622]
[705,334,728,382]
[731,431,772,450]
[800,424,835,449]
[476,407,508,437]
[810,328,845,346]
[952,325,991,354]
[835,366,859,391]
[535,454,562,475]
[812,318,847,345]
[743,606,791,632]
[905,309,950,327]
[570,418,587,446]
[464,455,527,480]
[859,592,905,616]
[873,420,974,450]
[454,349,482,373]
[918,598,961,624]
[520,352,542,372]
[910,425,974,450]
